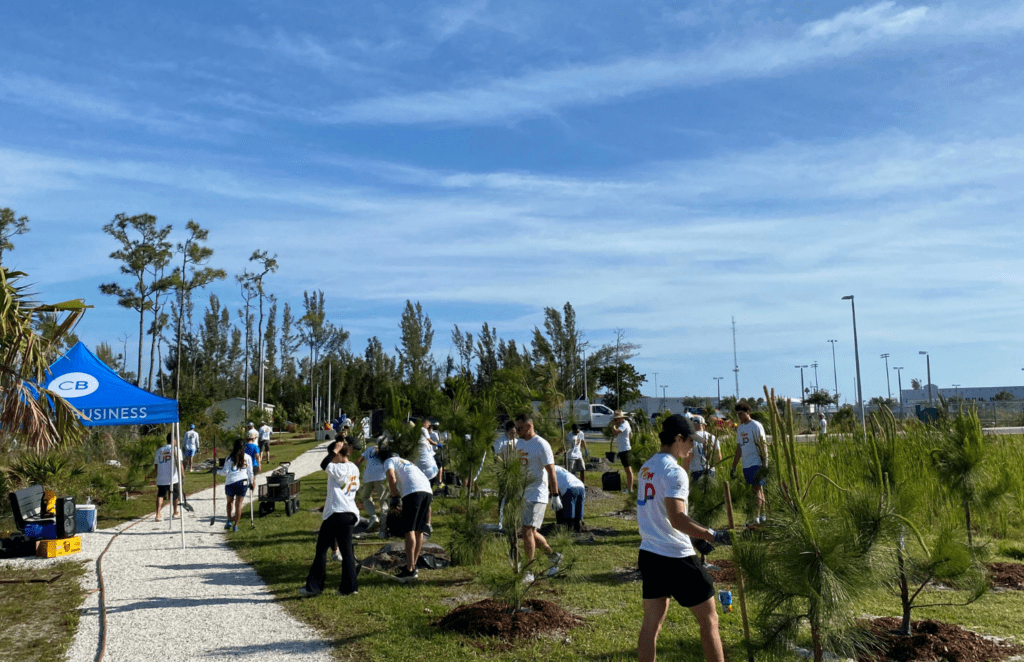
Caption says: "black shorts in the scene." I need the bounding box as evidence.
[638,549,715,607]
[157,483,179,499]
[617,450,631,467]
[402,492,432,534]
[259,440,269,452]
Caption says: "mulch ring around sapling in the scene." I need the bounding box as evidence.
[988,562,1024,590]
[360,541,450,571]
[857,618,1023,662]
[434,598,584,643]
[704,558,739,584]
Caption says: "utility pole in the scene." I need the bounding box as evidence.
[661,385,667,412]
[841,296,867,443]
[732,316,740,399]
[893,367,904,406]
[714,377,723,407]
[811,362,819,392]
[880,353,892,402]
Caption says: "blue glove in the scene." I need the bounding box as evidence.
[584,449,589,459]
[710,528,732,545]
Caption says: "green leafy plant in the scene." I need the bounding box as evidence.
[447,504,488,566]
[8,452,85,489]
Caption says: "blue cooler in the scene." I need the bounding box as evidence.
[76,505,97,533]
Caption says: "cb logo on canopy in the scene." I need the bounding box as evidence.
[47,372,99,398]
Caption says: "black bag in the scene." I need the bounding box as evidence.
[602,471,621,492]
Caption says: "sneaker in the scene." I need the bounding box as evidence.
[544,566,560,577]
[336,589,358,596]
[523,572,535,583]
[395,568,417,582]
[232,525,238,532]
[297,587,320,597]
[425,523,433,536]
[366,516,379,532]
[224,522,231,530]
[548,552,563,566]
[332,550,342,562]
[758,514,766,524]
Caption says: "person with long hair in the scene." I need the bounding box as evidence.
[218,438,254,532]
[299,438,360,596]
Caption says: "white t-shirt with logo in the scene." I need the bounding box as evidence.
[259,424,272,442]
[361,445,386,483]
[153,444,179,486]
[184,429,199,451]
[323,461,360,520]
[614,420,632,452]
[637,453,695,558]
[566,431,585,460]
[736,420,768,468]
[553,465,584,494]
[383,456,432,497]
[690,431,720,473]
[517,434,555,503]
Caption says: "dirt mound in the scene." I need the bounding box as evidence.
[435,598,584,642]
[989,562,1024,590]
[705,558,739,584]
[360,542,449,570]
[858,618,1023,662]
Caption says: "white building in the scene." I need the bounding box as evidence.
[207,397,275,430]
[900,385,1024,405]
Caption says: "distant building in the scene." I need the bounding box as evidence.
[207,397,275,430]
[900,385,1024,405]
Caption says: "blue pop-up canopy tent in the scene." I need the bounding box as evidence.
[44,342,179,425]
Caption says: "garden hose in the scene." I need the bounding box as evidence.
[95,513,152,662]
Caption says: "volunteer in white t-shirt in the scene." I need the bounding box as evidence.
[415,420,439,482]
[218,437,255,532]
[258,422,273,463]
[637,414,732,662]
[514,414,563,577]
[381,447,433,583]
[553,465,586,532]
[298,439,361,597]
[818,414,827,435]
[688,416,722,481]
[558,423,588,482]
[729,402,769,524]
[355,441,386,531]
[612,411,634,493]
[184,424,200,472]
[153,433,180,521]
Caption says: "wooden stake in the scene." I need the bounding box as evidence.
[723,481,754,662]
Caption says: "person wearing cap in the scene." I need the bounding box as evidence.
[258,420,273,463]
[184,423,200,472]
[689,416,722,483]
[612,411,634,493]
[244,426,261,477]
[637,414,732,662]
[298,438,360,597]
[730,402,769,524]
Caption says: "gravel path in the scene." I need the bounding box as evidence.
[48,439,334,662]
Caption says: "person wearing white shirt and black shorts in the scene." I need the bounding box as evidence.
[637,414,732,662]
[612,411,634,492]
[299,439,360,596]
[560,423,588,482]
[153,433,181,521]
[380,446,433,582]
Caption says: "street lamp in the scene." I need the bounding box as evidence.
[811,362,819,392]
[794,365,808,402]
[893,367,904,406]
[919,351,932,406]
[827,339,839,400]
[880,353,891,402]
[953,384,960,401]
[713,377,723,407]
[841,296,867,441]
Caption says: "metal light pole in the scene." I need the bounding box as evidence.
[827,339,839,400]
[842,296,867,442]
[661,385,667,412]
[714,377,723,407]
[811,362,819,392]
[880,353,891,402]
[654,372,658,401]
[794,365,808,402]
[919,351,932,406]
[953,384,960,401]
[893,367,904,404]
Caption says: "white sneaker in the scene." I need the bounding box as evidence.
[548,552,563,566]
[758,514,766,524]
[366,516,379,532]
[332,550,342,562]
[523,572,535,583]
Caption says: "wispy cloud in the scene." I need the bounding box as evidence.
[320,1,1022,125]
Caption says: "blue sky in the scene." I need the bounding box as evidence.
[2,0,1023,404]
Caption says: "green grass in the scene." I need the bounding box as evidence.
[0,560,86,662]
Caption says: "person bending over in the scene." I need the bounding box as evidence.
[380,445,433,583]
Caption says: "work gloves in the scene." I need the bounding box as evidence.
[550,494,563,511]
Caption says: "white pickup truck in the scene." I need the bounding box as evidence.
[569,401,617,430]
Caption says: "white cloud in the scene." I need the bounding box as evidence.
[320,2,1019,125]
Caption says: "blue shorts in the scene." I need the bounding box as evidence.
[743,465,765,486]
[184,447,197,458]
[225,480,249,497]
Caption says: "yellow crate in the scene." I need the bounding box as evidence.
[35,536,82,558]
